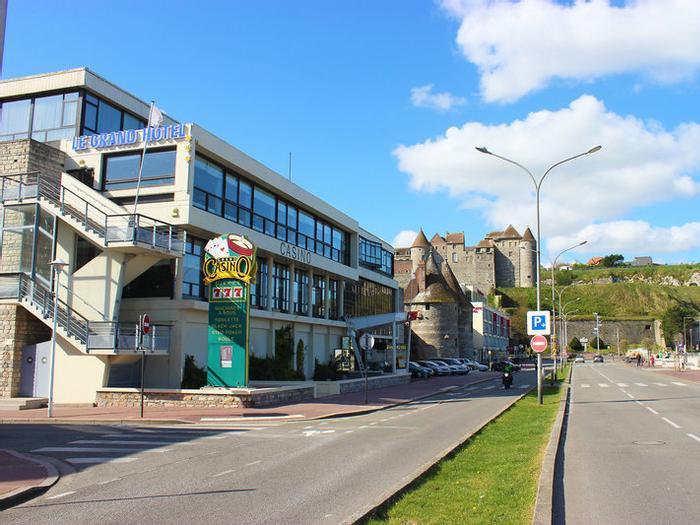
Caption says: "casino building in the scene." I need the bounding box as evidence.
[0,68,403,405]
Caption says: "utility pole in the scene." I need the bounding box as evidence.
[616,326,620,360]
[594,312,601,355]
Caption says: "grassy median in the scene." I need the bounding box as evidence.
[364,367,569,525]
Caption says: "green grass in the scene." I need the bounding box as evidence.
[562,263,700,284]
[364,369,568,525]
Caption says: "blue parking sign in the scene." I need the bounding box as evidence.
[527,310,551,335]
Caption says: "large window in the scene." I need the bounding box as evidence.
[313,275,326,318]
[0,204,54,285]
[344,279,395,318]
[329,279,338,320]
[250,257,268,309]
[32,93,79,142]
[272,262,290,312]
[82,93,145,136]
[293,270,309,315]
[193,153,350,266]
[0,99,31,141]
[183,237,206,300]
[103,149,176,190]
[359,237,393,276]
[122,260,174,299]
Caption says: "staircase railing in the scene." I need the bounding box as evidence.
[88,321,172,354]
[0,172,185,254]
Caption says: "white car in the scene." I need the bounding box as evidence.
[574,355,585,363]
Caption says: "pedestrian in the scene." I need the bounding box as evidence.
[650,354,655,368]
[636,354,642,367]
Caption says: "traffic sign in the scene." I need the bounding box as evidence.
[530,335,548,353]
[141,314,151,335]
[359,333,375,351]
[527,310,551,335]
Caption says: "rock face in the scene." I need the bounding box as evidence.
[685,272,700,287]
[660,275,681,287]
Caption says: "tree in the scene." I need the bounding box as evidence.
[661,305,697,347]
[601,254,624,267]
[569,337,583,352]
[555,271,574,286]
[590,336,606,351]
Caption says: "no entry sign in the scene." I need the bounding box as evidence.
[141,314,151,335]
[530,335,548,353]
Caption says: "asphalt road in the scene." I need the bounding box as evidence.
[559,361,700,525]
[2,371,534,525]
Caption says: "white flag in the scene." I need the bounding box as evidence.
[149,104,164,128]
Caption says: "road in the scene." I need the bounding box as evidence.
[3,371,533,525]
[559,361,700,525]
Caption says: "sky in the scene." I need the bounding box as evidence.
[3,0,700,265]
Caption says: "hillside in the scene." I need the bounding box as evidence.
[551,263,700,286]
[495,282,700,343]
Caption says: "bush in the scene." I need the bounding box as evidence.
[313,358,340,381]
[248,326,305,381]
[589,336,606,350]
[555,271,574,286]
[181,354,207,389]
[569,337,583,352]
[296,339,305,378]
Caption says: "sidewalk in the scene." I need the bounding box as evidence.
[0,449,58,509]
[0,372,501,425]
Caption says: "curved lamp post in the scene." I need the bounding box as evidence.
[476,145,601,403]
[48,258,68,418]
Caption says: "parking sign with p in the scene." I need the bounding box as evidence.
[527,310,551,335]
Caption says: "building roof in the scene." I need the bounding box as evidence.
[500,224,521,239]
[522,227,535,242]
[477,239,494,248]
[412,229,431,248]
[413,252,461,304]
[445,232,464,245]
[587,256,604,266]
[430,233,446,245]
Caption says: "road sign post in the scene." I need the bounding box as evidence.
[138,313,150,418]
[527,311,551,405]
[358,333,375,404]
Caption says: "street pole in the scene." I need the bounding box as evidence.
[47,259,68,418]
[476,145,601,404]
[616,327,620,360]
[595,312,601,355]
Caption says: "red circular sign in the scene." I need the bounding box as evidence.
[142,314,151,335]
[530,335,548,353]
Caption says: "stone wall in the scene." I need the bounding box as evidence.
[410,302,460,359]
[0,305,52,397]
[95,384,315,408]
[0,139,65,178]
[564,319,661,347]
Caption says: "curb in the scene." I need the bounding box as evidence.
[348,382,535,524]
[0,449,60,510]
[532,366,573,525]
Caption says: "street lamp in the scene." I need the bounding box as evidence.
[47,258,68,418]
[563,307,580,357]
[476,145,601,403]
[558,295,580,355]
[683,316,696,352]
[550,241,587,372]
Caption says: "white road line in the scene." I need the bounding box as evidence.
[358,425,368,429]
[33,447,170,453]
[245,460,261,467]
[200,415,304,421]
[646,407,659,415]
[662,417,681,429]
[65,457,137,464]
[46,491,76,500]
[653,383,668,387]
[634,383,648,387]
[70,440,193,446]
[616,383,629,387]
[598,384,609,388]
[97,478,121,485]
[483,385,496,390]
[213,469,235,477]
[581,384,590,388]
[625,392,635,399]
[345,430,353,434]
[635,401,645,406]
[519,384,531,389]
[687,433,700,443]
[672,382,688,386]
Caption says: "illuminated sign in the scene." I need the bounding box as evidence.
[71,123,187,151]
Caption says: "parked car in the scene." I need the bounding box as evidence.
[491,360,521,372]
[409,361,433,378]
[436,358,470,375]
[460,358,489,372]
[574,355,585,363]
[419,360,451,376]
[593,355,604,363]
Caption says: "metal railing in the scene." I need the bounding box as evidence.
[0,172,185,254]
[87,322,172,354]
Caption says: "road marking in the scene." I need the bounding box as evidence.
[598,384,609,388]
[246,460,261,467]
[33,447,171,453]
[616,383,629,387]
[358,425,368,429]
[483,385,496,390]
[213,469,235,477]
[518,384,531,389]
[635,401,645,406]
[302,430,335,437]
[646,407,659,415]
[672,382,688,386]
[633,383,647,387]
[200,415,304,421]
[70,440,193,446]
[345,430,354,434]
[97,478,121,485]
[580,384,590,388]
[65,457,137,464]
[47,491,76,500]
[687,433,700,443]
[625,392,635,399]
[653,383,668,387]
[662,417,681,429]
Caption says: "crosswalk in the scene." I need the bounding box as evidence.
[30,427,241,468]
[578,381,689,389]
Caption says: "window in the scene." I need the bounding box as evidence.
[293,270,309,315]
[103,149,176,190]
[183,237,206,300]
[253,186,275,236]
[272,263,290,312]
[82,92,145,136]
[329,279,338,320]
[452,253,458,263]
[0,99,31,141]
[313,275,326,318]
[250,257,268,309]
[122,260,174,298]
[75,235,100,273]
[193,157,224,214]
[298,210,315,251]
[343,279,396,318]
[238,179,252,227]
[359,237,393,275]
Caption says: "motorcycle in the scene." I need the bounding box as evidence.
[502,372,513,390]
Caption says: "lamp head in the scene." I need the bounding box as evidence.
[475,146,490,154]
[587,145,602,154]
[49,259,68,272]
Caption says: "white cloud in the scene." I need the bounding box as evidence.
[410,84,466,111]
[392,229,419,248]
[393,94,700,252]
[548,221,700,256]
[440,0,700,102]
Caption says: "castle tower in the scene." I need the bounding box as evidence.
[520,226,536,287]
[410,228,431,272]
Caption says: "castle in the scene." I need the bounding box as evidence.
[395,225,537,293]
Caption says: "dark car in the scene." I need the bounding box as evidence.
[593,355,604,363]
[409,361,433,378]
[491,360,521,372]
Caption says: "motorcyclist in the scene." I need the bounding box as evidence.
[502,362,514,388]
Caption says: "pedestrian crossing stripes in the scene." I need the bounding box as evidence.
[598,383,609,388]
[634,383,647,387]
[616,383,628,387]
[66,457,137,464]
[577,381,691,389]
[672,382,688,386]
[653,383,668,387]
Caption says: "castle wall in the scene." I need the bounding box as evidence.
[410,302,459,359]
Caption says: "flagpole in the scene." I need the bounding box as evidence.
[133,100,155,217]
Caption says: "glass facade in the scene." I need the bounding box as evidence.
[344,278,395,318]
[312,275,326,318]
[250,257,268,309]
[122,260,174,299]
[193,154,350,266]
[82,93,145,136]
[329,279,338,320]
[183,237,206,300]
[359,236,393,276]
[272,262,290,312]
[103,149,176,190]
[0,204,55,286]
[0,93,79,142]
[293,270,309,315]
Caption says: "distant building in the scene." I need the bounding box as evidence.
[587,256,604,266]
[467,286,511,362]
[631,256,653,267]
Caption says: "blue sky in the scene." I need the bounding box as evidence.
[4,0,700,264]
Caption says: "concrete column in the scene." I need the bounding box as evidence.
[338,280,345,319]
[288,263,295,314]
[307,268,313,318]
[324,275,330,320]
[391,321,397,373]
[266,255,274,310]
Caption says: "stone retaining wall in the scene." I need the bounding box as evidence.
[315,373,411,397]
[95,385,315,408]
